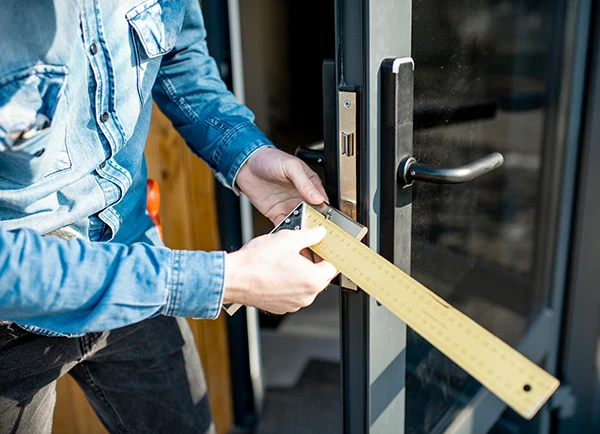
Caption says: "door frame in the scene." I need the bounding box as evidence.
[333,0,594,433]
[334,1,412,433]
[557,1,600,431]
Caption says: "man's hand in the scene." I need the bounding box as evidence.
[236,147,328,224]
[223,227,337,314]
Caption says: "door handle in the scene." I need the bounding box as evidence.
[295,144,324,167]
[298,140,504,188]
[397,152,504,186]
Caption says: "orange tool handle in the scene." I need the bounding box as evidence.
[146,179,163,240]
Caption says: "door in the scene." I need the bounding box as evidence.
[320,0,593,433]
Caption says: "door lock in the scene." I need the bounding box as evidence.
[338,90,358,220]
[342,132,355,156]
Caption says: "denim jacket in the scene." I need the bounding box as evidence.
[0,0,272,336]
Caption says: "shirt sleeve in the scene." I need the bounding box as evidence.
[151,0,274,191]
[0,227,224,335]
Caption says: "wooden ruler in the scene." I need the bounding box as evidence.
[303,204,559,420]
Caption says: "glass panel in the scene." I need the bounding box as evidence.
[406,0,555,431]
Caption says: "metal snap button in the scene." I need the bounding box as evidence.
[100,112,109,123]
[90,43,98,55]
[34,148,45,158]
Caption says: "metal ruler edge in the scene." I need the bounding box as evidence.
[304,204,560,420]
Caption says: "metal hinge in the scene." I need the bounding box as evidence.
[551,385,577,419]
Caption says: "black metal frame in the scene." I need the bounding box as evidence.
[334,1,371,432]
[531,0,590,328]
[557,1,600,431]
[531,0,596,430]
[334,0,413,432]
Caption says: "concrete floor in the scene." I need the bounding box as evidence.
[260,287,340,389]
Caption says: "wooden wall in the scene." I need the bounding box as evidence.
[52,106,234,433]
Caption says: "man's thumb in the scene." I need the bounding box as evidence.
[291,226,327,249]
[286,161,325,204]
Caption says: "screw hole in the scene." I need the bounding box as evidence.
[523,384,532,392]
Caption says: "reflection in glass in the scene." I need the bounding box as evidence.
[407,0,553,432]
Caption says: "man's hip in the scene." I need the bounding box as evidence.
[0,316,214,434]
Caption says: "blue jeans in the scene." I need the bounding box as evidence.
[0,316,214,434]
[0,227,214,434]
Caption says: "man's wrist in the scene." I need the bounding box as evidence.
[231,144,274,195]
[223,251,248,305]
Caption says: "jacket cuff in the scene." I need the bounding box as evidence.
[166,249,225,320]
[213,122,274,190]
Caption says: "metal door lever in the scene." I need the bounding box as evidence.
[397,152,504,186]
[295,144,324,167]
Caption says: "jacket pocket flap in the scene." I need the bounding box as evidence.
[126,0,185,59]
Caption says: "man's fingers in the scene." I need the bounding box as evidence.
[272,213,288,226]
[283,226,327,250]
[285,160,326,204]
[315,260,338,279]
[306,167,329,203]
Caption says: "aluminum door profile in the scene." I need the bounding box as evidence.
[335,0,412,432]
[557,2,600,431]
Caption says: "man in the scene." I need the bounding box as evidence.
[0,1,337,433]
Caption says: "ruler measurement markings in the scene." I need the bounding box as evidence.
[305,207,559,419]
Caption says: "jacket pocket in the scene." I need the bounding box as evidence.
[0,64,71,185]
[126,0,185,104]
